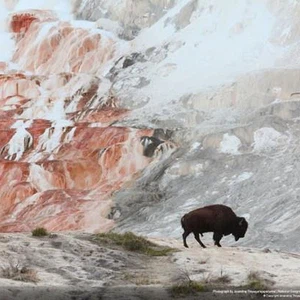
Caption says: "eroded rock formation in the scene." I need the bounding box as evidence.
[0,4,175,233]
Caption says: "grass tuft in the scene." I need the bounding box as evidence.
[244,271,272,290]
[122,272,161,285]
[170,281,207,297]
[94,232,174,256]
[1,263,38,283]
[210,274,232,285]
[32,227,48,237]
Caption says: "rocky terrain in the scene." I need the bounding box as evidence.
[0,232,299,299]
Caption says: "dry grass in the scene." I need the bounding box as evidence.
[210,274,232,285]
[170,267,233,297]
[170,268,208,297]
[209,269,232,285]
[244,271,273,290]
[94,232,175,256]
[122,273,161,285]
[0,261,38,283]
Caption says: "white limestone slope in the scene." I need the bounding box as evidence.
[74,0,300,126]
[5,0,300,121]
[0,0,15,63]
[132,0,279,105]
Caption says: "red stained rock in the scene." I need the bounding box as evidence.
[0,62,7,72]
[0,161,30,181]
[0,189,113,232]
[0,181,37,216]
[38,159,102,190]
[8,10,57,34]
[0,122,153,231]
[0,73,40,104]
[12,21,116,74]
[0,129,15,152]
[0,14,160,233]
[10,14,38,33]
[71,107,129,125]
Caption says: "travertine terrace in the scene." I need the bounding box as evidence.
[0,2,164,233]
[0,0,300,298]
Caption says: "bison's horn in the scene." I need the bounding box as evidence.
[239,218,245,226]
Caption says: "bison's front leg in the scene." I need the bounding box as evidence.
[182,231,191,248]
[193,232,206,248]
[213,232,222,247]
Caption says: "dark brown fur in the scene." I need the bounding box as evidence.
[181,204,248,248]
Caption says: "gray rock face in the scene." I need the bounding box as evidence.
[114,103,300,252]
[73,0,176,40]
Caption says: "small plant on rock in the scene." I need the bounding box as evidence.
[209,269,232,285]
[32,227,48,237]
[0,260,38,283]
[245,271,273,290]
[170,268,208,297]
[170,280,206,297]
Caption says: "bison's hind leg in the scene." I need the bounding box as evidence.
[213,232,222,247]
[193,232,206,248]
[182,231,191,248]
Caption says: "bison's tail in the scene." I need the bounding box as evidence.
[181,215,186,230]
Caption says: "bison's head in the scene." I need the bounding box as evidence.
[233,217,248,241]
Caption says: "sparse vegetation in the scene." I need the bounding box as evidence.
[170,267,233,297]
[94,232,175,256]
[0,261,38,283]
[122,272,160,285]
[170,268,208,297]
[170,281,207,297]
[210,274,232,285]
[209,269,232,285]
[244,271,272,290]
[145,247,174,256]
[32,227,48,237]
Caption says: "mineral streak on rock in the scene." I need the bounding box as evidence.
[0,5,169,233]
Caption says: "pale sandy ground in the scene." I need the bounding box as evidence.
[0,233,299,299]
[152,237,300,287]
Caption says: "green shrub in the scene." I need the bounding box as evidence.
[170,281,206,297]
[94,232,174,256]
[122,232,153,251]
[32,227,48,237]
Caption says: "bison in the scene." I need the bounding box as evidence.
[181,204,248,248]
